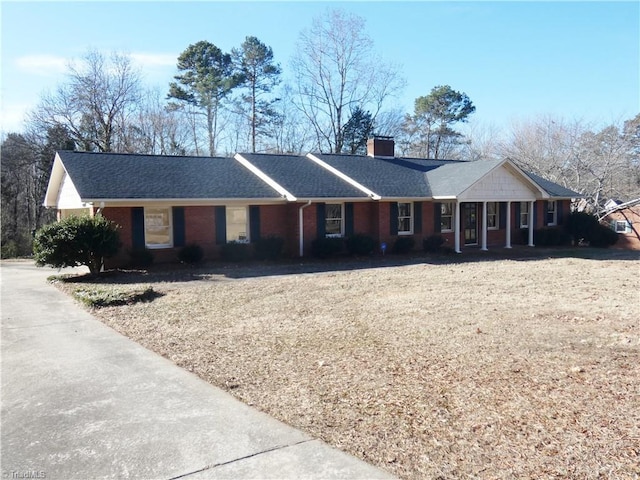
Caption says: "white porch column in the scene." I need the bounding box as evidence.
[481,201,488,251]
[454,201,461,253]
[528,200,535,247]
[505,201,512,248]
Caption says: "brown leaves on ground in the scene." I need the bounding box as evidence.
[67,252,640,479]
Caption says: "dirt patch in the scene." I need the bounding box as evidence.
[57,250,640,479]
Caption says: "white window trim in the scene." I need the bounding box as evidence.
[519,202,530,228]
[226,206,250,243]
[547,201,557,226]
[613,220,631,233]
[441,202,454,233]
[325,203,344,238]
[487,202,499,230]
[398,202,413,235]
[144,206,173,249]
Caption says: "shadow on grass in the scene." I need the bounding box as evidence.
[47,246,639,285]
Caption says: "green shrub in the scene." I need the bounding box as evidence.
[129,248,154,268]
[312,237,344,258]
[564,212,600,245]
[178,243,204,265]
[345,234,376,256]
[534,227,571,247]
[73,285,157,308]
[254,236,285,260]
[588,224,619,248]
[33,214,120,275]
[393,236,415,254]
[423,234,445,253]
[220,242,253,262]
[1,241,20,259]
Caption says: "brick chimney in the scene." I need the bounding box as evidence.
[366,136,395,158]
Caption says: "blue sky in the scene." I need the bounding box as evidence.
[1,1,638,135]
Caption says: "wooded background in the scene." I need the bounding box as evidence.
[2,9,638,257]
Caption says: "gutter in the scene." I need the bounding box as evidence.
[299,200,312,257]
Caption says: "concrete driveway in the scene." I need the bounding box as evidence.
[1,260,395,480]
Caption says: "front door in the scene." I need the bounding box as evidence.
[463,203,477,245]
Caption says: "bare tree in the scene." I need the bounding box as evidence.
[123,88,194,155]
[291,9,404,153]
[261,84,315,154]
[28,50,141,152]
[499,115,640,210]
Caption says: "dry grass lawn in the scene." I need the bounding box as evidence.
[57,249,640,479]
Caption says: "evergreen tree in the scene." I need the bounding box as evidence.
[168,41,241,156]
[233,36,281,152]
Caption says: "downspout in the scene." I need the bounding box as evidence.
[299,201,312,257]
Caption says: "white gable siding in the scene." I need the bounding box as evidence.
[57,173,85,209]
[459,166,538,201]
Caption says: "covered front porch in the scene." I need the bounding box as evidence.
[449,200,537,253]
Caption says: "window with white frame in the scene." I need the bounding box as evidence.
[612,220,631,233]
[441,202,454,232]
[398,202,413,234]
[145,207,172,248]
[487,202,499,230]
[325,203,344,237]
[520,202,530,228]
[547,201,557,226]
[226,206,249,243]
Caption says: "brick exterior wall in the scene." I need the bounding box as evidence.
[97,198,576,268]
[603,206,640,250]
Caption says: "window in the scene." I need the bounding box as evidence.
[145,207,172,248]
[613,220,631,233]
[487,202,499,230]
[547,201,557,226]
[441,202,454,232]
[398,202,413,234]
[227,206,249,243]
[325,203,344,237]
[520,202,530,228]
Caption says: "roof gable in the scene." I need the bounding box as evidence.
[51,151,283,201]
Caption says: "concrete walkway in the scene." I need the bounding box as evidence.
[1,261,395,480]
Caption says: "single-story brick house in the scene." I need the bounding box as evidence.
[44,137,579,266]
[600,198,640,250]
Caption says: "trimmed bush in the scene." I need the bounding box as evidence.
[564,212,599,245]
[312,237,344,258]
[33,214,120,275]
[423,234,445,253]
[588,224,619,248]
[346,234,376,256]
[533,227,571,247]
[129,248,154,268]
[393,236,415,254]
[220,242,253,262]
[178,243,204,265]
[254,236,285,260]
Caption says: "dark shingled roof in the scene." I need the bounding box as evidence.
[310,154,457,198]
[524,171,582,198]
[57,151,282,200]
[238,153,368,198]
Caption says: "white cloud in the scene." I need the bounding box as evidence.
[15,54,68,76]
[130,53,176,69]
[0,102,33,134]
